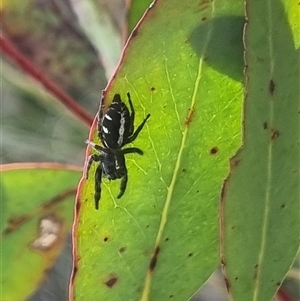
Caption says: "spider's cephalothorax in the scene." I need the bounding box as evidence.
[85,92,150,209]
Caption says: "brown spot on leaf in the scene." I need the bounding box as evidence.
[271,129,280,140]
[119,247,126,253]
[199,0,210,11]
[150,86,156,91]
[76,199,81,212]
[253,264,259,279]
[210,147,219,155]
[73,266,78,276]
[224,277,231,292]
[220,181,227,204]
[103,237,109,242]
[185,39,190,44]
[104,274,118,288]
[269,79,275,95]
[149,246,160,272]
[131,28,138,38]
[185,107,195,126]
[230,159,240,168]
[202,17,207,21]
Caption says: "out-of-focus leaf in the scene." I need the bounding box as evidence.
[222,1,300,301]
[73,1,244,300]
[1,0,107,111]
[69,0,122,78]
[1,59,87,165]
[1,163,81,301]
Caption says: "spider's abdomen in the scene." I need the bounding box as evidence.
[100,94,131,149]
[101,149,126,180]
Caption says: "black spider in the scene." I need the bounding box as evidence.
[85,92,150,209]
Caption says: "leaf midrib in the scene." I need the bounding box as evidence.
[139,3,216,299]
[252,0,275,300]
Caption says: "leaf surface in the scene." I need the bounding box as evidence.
[127,0,153,35]
[1,163,81,301]
[221,1,300,301]
[74,1,244,300]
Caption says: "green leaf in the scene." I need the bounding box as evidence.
[74,1,244,300]
[1,163,81,301]
[221,1,300,301]
[127,0,153,35]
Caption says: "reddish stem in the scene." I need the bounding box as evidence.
[276,286,294,301]
[0,35,94,127]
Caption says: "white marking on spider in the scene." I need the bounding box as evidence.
[117,114,126,146]
[104,114,112,121]
[103,126,109,134]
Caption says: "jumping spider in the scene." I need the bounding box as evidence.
[85,92,150,209]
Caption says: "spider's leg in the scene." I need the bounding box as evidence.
[125,113,150,144]
[85,154,100,179]
[122,147,144,155]
[94,164,103,210]
[117,172,128,199]
[97,94,105,136]
[86,140,107,153]
[127,92,135,136]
